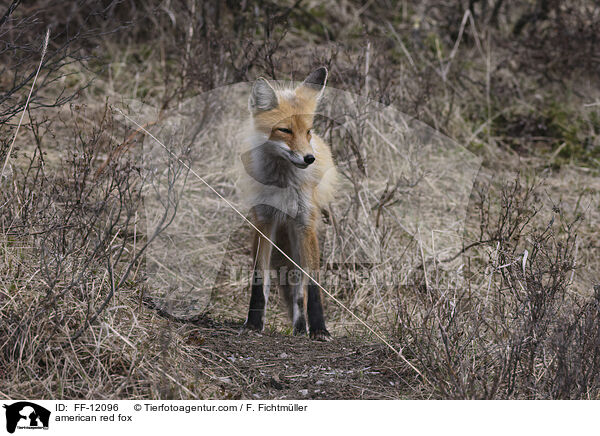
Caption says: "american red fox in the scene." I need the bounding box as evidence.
[240,67,338,341]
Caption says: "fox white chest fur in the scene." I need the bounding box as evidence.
[239,67,338,341]
[241,131,335,226]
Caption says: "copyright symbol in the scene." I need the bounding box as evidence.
[134,404,142,411]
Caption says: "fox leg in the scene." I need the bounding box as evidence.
[304,229,331,341]
[287,224,330,340]
[244,222,274,331]
[286,224,308,335]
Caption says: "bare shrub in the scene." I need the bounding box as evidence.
[0,98,189,396]
[394,174,600,399]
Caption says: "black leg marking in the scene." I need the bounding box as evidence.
[244,270,265,331]
[293,309,307,336]
[307,281,331,341]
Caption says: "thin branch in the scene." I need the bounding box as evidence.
[1,28,49,180]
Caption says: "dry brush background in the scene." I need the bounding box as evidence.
[1,0,599,399]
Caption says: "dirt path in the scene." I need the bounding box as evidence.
[182,316,415,400]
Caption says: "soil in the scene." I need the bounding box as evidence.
[179,316,417,400]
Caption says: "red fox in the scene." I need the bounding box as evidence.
[240,67,338,341]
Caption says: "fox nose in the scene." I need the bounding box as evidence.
[304,154,315,165]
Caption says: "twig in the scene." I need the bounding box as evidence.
[1,29,50,180]
[0,0,21,29]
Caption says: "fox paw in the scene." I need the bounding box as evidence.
[293,318,307,336]
[242,320,264,333]
[310,329,332,342]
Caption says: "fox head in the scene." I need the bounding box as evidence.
[248,67,328,169]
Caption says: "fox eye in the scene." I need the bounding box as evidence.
[307,129,312,135]
[277,128,292,134]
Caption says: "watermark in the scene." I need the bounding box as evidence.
[224,264,462,289]
[3,402,51,434]
[115,81,482,315]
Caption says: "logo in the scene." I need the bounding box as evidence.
[3,402,50,433]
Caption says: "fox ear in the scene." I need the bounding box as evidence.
[249,77,278,113]
[299,66,328,97]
